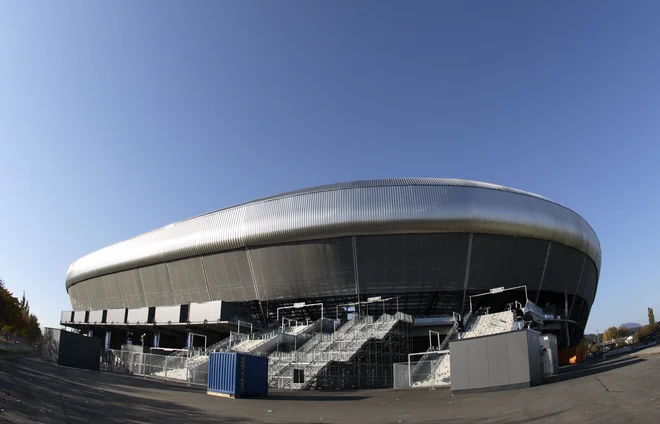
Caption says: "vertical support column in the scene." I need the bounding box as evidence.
[535,242,552,304]
[164,263,177,305]
[461,234,474,315]
[186,332,193,349]
[87,329,93,337]
[352,236,360,304]
[245,249,266,323]
[153,332,160,348]
[568,257,586,319]
[104,330,111,352]
[564,291,571,347]
[199,257,213,301]
[136,267,149,309]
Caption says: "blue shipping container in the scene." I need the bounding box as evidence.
[207,352,269,398]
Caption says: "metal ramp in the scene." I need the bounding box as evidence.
[462,310,517,339]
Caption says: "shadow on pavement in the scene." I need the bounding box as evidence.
[555,356,646,382]
[0,357,245,423]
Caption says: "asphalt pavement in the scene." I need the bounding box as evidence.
[1,351,659,423]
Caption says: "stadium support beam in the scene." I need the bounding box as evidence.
[564,291,570,346]
[568,257,586,319]
[245,249,267,324]
[461,233,473,315]
[352,236,360,304]
[535,242,552,304]
[198,257,213,303]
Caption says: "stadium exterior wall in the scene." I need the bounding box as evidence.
[64,179,601,345]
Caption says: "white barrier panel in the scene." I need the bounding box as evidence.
[188,301,222,323]
[88,310,104,324]
[73,310,87,323]
[106,308,126,324]
[155,305,181,324]
[126,307,149,324]
[61,311,73,323]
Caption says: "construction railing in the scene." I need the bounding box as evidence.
[102,349,209,386]
[394,350,451,390]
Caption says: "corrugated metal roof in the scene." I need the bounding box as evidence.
[66,179,601,289]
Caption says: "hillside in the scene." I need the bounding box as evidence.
[621,323,642,330]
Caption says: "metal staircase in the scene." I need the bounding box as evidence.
[411,353,451,388]
[162,319,326,387]
[268,312,412,390]
[409,309,520,389]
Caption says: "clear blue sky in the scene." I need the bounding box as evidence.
[1,2,658,333]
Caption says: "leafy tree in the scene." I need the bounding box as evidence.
[602,326,619,342]
[0,280,21,329]
[617,325,629,338]
[634,325,652,343]
[649,308,656,327]
[20,291,29,314]
[0,279,41,341]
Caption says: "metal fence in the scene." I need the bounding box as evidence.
[102,350,209,386]
[393,351,451,390]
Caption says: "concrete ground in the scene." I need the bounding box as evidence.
[1,352,659,424]
[634,344,660,356]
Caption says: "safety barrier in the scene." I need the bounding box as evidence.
[393,351,451,390]
[102,349,208,386]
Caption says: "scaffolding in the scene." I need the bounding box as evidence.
[268,312,412,390]
[311,319,411,390]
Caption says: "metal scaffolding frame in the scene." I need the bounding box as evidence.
[335,296,400,320]
[300,317,411,390]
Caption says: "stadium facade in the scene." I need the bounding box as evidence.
[64,179,600,348]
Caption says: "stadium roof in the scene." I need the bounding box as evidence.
[66,178,601,289]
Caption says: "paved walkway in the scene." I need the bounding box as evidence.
[1,351,659,423]
[632,345,660,356]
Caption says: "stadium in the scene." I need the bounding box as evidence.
[60,178,600,389]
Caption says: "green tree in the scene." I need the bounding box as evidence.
[634,325,652,343]
[649,308,656,327]
[19,291,29,314]
[617,325,629,338]
[0,279,21,330]
[0,279,41,341]
[603,326,619,342]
